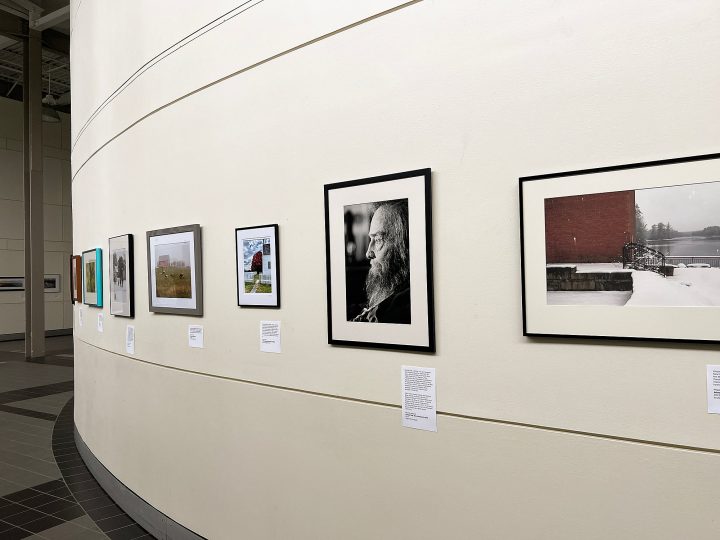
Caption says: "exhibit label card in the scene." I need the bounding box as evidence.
[260,320,281,353]
[97,313,104,333]
[189,325,204,348]
[78,308,83,327]
[401,365,437,432]
[707,365,720,414]
[126,325,135,355]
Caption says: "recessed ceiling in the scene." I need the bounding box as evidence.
[0,0,70,110]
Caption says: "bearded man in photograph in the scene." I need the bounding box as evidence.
[352,200,411,324]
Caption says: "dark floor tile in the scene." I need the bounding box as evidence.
[85,502,125,521]
[73,488,106,503]
[19,513,64,533]
[95,512,134,532]
[29,480,64,494]
[34,497,78,515]
[66,480,99,494]
[75,495,113,510]
[6,493,57,509]
[105,523,148,539]
[49,503,85,521]
[2,508,45,526]
[0,523,34,540]
[0,502,28,519]
[43,485,73,500]
[2,488,39,504]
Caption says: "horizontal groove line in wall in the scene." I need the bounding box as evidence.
[70,0,423,183]
[76,337,720,456]
[71,0,264,150]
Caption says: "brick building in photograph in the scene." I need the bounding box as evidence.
[545,190,635,263]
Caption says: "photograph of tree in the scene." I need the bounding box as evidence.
[85,260,96,293]
[544,181,720,307]
[243,237,272,294]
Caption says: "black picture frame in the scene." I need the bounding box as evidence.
[520,152,720,344]
[235,224,280,308]
[109,234,135,318]
[146,224,203,316]
[324,168,435,352]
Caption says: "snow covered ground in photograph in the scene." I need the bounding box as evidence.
[546,263,720,306]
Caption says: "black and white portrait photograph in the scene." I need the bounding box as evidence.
[325,169,434,352]
[109,234,134,317]
[344,199,410,324]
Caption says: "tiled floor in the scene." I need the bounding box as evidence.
[0,337,151,539]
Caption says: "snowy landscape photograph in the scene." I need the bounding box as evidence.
[544,180,720,307]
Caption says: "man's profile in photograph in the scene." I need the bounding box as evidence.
[348,199,411,324]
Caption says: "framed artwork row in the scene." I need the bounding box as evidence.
[0,275,61,293]
[520,152,720,344]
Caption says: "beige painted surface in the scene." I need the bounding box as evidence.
[71,0,720,537]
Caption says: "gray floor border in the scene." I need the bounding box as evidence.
[0,328,73,342]
[74,426,206,540]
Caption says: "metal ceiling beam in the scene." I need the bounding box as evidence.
[42,28,68,55]
[9,0,42,15]
[0,8,24,38]
[31,5,69,31]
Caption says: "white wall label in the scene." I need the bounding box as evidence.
[78,308,84,327]
[707,365,720,413]
[189,325,204,348]
[126,325,135,355]
[260,321,281,353]
[97,313,103,333]
[401,366,437,432]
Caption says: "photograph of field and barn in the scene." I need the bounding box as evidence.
[154,241,192,299]
[243,238,272,294]
[545,181,720,306]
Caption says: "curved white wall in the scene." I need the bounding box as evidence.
[72,1,720,538]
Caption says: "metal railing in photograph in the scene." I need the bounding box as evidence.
[622,243,666,276]
[664,256,720,268]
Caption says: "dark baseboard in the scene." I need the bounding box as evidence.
[0,328,72,342]
[74,426,205,540]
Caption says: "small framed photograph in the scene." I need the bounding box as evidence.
[109,234,134,317]
[82,248,103,307]
[235,225,280,308]
[70,255,82,303]
[520,152,720,343]
[44,274,61,293]
[324,168,435,352]
[146,224,203,316]
[0,277,24,291]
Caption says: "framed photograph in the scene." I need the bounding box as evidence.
[44,274,61,293]
[520,152,720,343]
[146,224,203,316]
[0,277,24,291]
[324,168,435,352]
[109,234,134,317]
[70,255,82,303]
[235,225,279,307]
[82,248,103,307]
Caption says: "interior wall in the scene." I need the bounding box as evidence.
[0,97,72,336]
[71,1,720,538]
